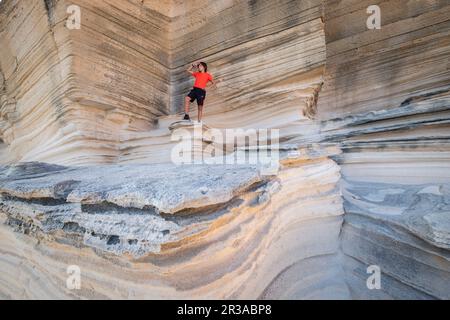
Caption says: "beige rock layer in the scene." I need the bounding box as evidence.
[0,0,325,165]
[0,149,346,299]
[318,0,450,299]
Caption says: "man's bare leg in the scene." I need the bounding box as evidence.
[184,97,191,120]
[184,97,191,114]
[198,105,204,122]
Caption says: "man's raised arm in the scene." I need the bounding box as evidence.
[187,62,199,75]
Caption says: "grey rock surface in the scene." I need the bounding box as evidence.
[0,162,264,257]
[0,162,263,213]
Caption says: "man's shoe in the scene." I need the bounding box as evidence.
[183,114,190,121]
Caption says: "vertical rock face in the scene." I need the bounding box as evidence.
[0,0,325,164]
[318,0,450,299]
[168,0,325,117]
[0,0,172,164]
[0,0,449,299]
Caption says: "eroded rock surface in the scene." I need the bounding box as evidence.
[318,0,450,299]
[0,0,449,300]
[0,148,347,299]
[0,162,265,257]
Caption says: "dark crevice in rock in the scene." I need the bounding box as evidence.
[400,88,450,107]
[161,179,269,225]
[162,197,245,227]
[81,201,160,216]
[90,232,107,240]
[0,67,5,95]
[106,235,120,245]
[62,222,86,234]
[0,193,67,205]
[43,0,56,26]
[5,217,37,235]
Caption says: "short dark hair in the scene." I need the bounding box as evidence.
[199,62,208,72]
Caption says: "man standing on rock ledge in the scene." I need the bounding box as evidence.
[183,61,217,123]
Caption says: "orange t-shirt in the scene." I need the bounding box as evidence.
[192,72,213,89]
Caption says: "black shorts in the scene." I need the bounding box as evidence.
[187,87,206,106]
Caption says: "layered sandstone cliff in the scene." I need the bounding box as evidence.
[0,0,449,299]
[318,0,450,299]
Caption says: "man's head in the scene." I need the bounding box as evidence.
[198,62,208,72]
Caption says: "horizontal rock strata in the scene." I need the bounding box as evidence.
[0,147,347,299]
[0,0,325,165]
[319,0,450,299]
[0,0,449,300]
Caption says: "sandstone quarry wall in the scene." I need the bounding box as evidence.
[318,0,450,299]
[0,0,449,299]
[0,0,325,165]
[0,0,171,164]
